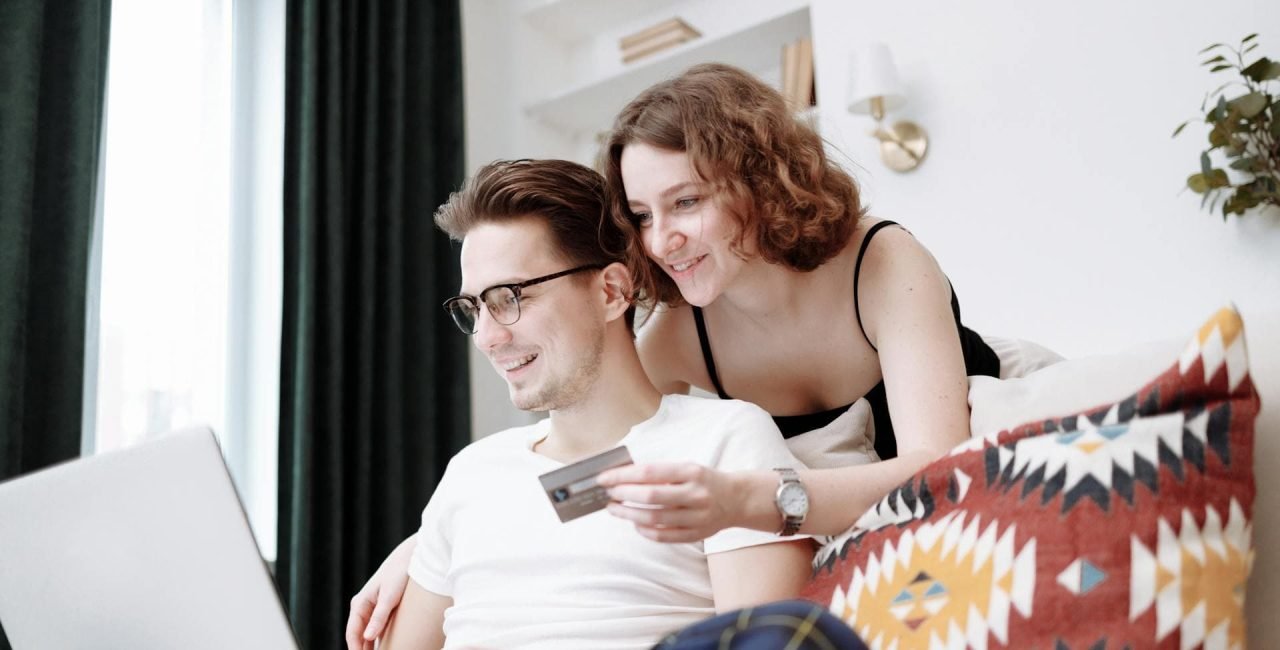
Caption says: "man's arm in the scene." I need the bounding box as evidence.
[706,539,813,613]
[378,580,452,650]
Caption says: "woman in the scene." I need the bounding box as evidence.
[346,63,998,647]
[592,62,998,543]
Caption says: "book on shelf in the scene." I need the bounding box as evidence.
[619,17,701,64]
[796,37,815,109]
[782,40,798,109]
[780,37,815,111]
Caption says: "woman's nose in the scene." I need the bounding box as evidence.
[649,214,687,259]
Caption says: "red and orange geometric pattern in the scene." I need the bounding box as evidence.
[803,307,1259,649]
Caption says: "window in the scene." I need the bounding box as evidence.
[92,0,283,559]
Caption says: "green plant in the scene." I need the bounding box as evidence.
[1173,34,1280,219]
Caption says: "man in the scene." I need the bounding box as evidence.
[376,159,812,649]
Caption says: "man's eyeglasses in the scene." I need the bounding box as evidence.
[442,264,604,335]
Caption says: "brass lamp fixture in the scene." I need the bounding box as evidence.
[847,43,928,172]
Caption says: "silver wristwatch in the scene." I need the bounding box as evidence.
[772,467,809,536]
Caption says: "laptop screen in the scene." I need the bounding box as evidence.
[0,428,298,649]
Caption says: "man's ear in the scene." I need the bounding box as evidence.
[599,262,634,324]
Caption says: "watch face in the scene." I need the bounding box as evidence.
[779,483,808,517]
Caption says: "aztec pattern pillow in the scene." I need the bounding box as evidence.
[801,307,1259,649]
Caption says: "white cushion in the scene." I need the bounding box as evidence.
[968,337,1183,436]
[982,334,1066,379]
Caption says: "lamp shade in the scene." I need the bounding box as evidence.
[847,42,907,115]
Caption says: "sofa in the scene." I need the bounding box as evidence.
[799,304,1276,648]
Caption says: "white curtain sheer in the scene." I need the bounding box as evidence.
[93,0,283,559]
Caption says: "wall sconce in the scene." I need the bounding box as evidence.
[847,43,928,173]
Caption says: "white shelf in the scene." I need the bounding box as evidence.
[519,0,687,44]
[524,6,811,136]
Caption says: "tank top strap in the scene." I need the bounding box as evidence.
[852,220,901,352]
[691,306,731,399]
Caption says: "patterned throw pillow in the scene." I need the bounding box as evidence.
[801,307,1259,649]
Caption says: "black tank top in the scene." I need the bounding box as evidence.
[691,221,1000,460]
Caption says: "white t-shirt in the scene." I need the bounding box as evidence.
[409,394,807,650]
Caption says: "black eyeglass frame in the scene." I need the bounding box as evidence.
[441,264,606,334]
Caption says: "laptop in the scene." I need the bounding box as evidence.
[0,428,299,649]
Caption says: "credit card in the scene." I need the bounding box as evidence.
[537,446,633,523]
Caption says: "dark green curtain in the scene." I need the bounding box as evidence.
[0,1,111,647]
[277,1,469,647]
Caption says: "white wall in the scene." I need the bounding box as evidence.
[460,0,565,437]
[810,0,1279,359]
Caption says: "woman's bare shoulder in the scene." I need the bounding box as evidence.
[854,222,954,342]
[856,221,948,291]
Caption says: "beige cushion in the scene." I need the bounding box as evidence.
[784,399,878,469]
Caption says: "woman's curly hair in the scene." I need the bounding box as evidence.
[601,63,867,308]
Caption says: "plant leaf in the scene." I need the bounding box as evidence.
[1201,151,1212,175]
[1210,64,1235,73]
[1188,173,1210,193]
[1244,179,1269,195]
[1199,43,1227,55]
[1228,136,1248,156]
[1229,92,1268,118]
[1242,33,1258,44]
[1208,125,1229,148]
[1226,189,1261,216]
[1224,193,1243,216]
[1244,43,1259,54]
[1207,169,1231,188]
[1202,55,1229,66]
[1172,121,1190,138]
[1242,57,1280,82]
[1229,156,1257,171]
[1241,58,1267,79]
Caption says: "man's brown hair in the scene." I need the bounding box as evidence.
[602,63,867,307]
[435,159,635,331]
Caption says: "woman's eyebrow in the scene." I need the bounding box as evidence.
[659,181,699,199]
[630,182,699,208]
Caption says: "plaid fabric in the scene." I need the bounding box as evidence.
[653,600,867,650]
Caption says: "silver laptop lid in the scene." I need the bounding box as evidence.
[0,428,298,649]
